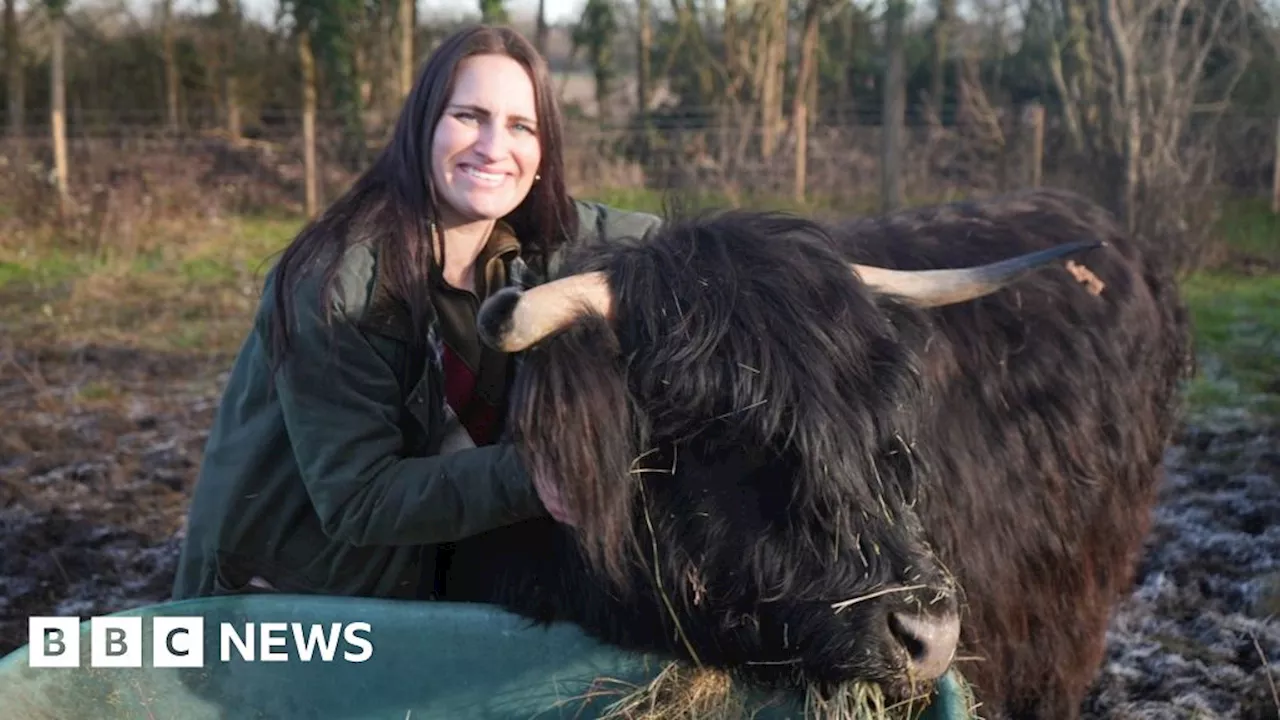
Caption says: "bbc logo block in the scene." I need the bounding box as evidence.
[28,616,204,668]
[29,617,80,668]
[153,616,204,667]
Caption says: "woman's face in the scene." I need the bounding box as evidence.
[429,53,543,226]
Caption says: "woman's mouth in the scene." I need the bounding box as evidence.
[459,165,507,188]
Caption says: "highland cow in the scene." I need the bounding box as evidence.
[435,187,1193,719]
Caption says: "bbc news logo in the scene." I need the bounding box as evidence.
[28,616,374,668]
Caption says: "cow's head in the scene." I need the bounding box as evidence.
[477,211,1099,699]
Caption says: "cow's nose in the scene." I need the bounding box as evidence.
[887,609,961,681]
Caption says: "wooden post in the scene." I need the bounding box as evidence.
[794,103,808,204]
[300,28,318,218]
[880,0,907,212]
[793,0,824,205]
[399,0,413,99]
[1272,114,1279,214]
[51,8,68,216]
[1028,102,1044,187]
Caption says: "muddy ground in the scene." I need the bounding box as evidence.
[0,341,1277,719]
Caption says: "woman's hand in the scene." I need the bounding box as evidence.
[533,471,576,527]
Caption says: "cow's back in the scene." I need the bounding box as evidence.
[833,187,1194,718]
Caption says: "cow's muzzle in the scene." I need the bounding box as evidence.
[887,607,962,682]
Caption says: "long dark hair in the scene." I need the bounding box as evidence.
[266,25,578,371]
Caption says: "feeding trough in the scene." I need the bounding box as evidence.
[0,594,975,719]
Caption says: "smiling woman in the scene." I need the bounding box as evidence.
[431,54,543,230]
[169,24,663,604]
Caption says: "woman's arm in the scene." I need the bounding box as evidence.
[572,198,664,247]
[269,270,546,548]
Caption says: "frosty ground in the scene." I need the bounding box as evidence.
[1,336,1276,719]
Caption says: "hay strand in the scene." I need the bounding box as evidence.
[558,660,977,720]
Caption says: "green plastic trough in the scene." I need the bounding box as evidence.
[0,595,974,719]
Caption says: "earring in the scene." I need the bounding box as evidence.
[534,173,541,181]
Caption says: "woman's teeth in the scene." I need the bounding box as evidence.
[461,166,504,186]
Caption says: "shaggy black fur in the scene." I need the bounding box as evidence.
[442,187,1194,719]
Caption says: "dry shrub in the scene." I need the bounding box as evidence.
[0,134,356,258]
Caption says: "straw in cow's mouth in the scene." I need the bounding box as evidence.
[555,660,977,719]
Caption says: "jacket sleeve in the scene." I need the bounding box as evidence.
[268,269,547,548]
[548,199,664,280]
[572,199,664,247]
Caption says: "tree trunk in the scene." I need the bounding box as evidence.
[4,0,20,143]
[300,27,318,218]
[881,0,907,212]
[50,7,68,214]
[758,0,786,161]
[161,0,180,133]
[636,0,651,113]
[535,0,548,55]
[217,0,241,139]
[1099,0,1139,231]
[929,0,953,126]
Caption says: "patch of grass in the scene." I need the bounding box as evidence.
[1216,196,1280,265]
[1181,271,1280,423]
[0,214,300,355]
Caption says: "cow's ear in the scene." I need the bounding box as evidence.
[477,272,614,353]
[850,239,1104,308]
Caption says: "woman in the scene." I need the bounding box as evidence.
[171,25,662,601]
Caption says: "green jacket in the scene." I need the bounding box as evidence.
[171,199,662,600]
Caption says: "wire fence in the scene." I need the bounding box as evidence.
[2,103,1276,228]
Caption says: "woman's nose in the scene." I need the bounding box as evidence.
[471,124,510,161]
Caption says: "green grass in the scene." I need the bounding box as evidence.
[1182,272,1280,422]
[0,214,300,354]
[1215,196,1280,264]
[2,189,1276,424]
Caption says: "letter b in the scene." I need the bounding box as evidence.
[28,617,81,668]
[92,617,142,667]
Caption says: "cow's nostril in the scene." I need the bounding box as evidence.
[887,609,961,681]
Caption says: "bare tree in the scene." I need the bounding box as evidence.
[216,0,241,139]
[756,0,787,160]
[636,0,651,114]
[4,0,20,143]
[793,0,837,202]
[160,0,180,133]
[535,0,547,55]
[572,0,618,123]
[1035,0,1255,272]
[928,0,955,126]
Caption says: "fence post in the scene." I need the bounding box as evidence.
[1272,113,1279,214]
[794,102,807,204]
[299,29,319,218]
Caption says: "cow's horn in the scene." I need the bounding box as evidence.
[477,271,612,353]
[850,239,1104,308]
